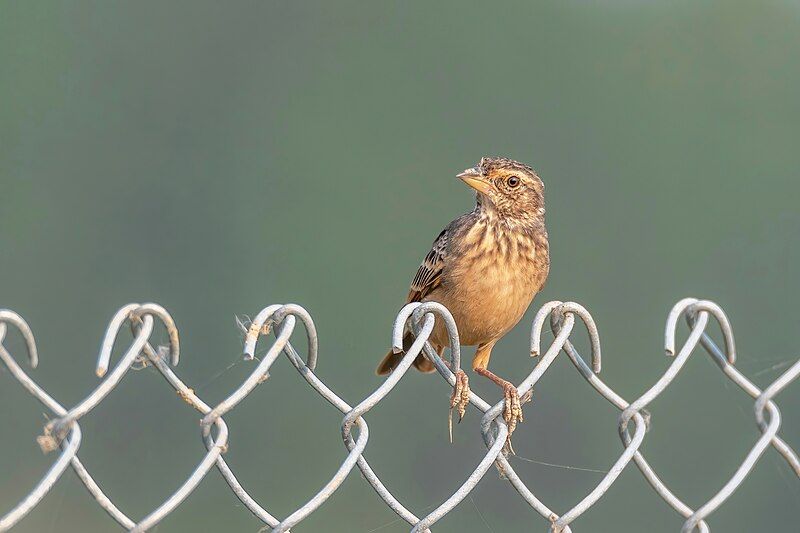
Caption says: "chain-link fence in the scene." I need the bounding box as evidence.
[0,298,797,532]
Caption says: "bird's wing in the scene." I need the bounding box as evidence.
[406,228,449,303]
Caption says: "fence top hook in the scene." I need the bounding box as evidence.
[96,303,180,377]
[665,298,736,364]
[393,301,462,373]
[0,309,39,368]
[242,303,318,371]
[530,301,601,374]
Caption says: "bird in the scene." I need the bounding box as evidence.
[376,156,550,447]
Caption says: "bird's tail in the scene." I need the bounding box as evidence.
[376,331,436,375]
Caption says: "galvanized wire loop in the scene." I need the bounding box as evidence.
[205,303,375,531]
[52,305,155,436]
[681,305,800,476]
[0,311,38,368]
[394,301,462,373]
[127,302,181,367]
[0,312,81,531]
[523,302,647,533]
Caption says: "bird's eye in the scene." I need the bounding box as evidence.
[507,176,520,188]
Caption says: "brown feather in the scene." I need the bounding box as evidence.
[406,228,448,303]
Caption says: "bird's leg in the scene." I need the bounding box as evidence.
[473,341,529,454]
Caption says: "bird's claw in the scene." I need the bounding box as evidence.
[502,382,530,455]
[448,370,470,442]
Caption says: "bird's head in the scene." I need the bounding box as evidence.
[457,157,545,224]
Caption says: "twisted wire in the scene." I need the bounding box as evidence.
[0,297,797,532]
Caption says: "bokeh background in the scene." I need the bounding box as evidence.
[2,2,800,532]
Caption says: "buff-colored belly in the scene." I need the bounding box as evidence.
[425,258,540,347]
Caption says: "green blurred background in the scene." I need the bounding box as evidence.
[2,1,800,531]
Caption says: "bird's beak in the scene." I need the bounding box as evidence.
[457,168,492,194]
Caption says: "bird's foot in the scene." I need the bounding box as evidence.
[448,370,470,442]
[501,381,531,455]
[473,366,531,454]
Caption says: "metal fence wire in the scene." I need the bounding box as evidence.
[0,298,798,532]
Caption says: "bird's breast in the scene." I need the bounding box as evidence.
[429,222,549,346]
